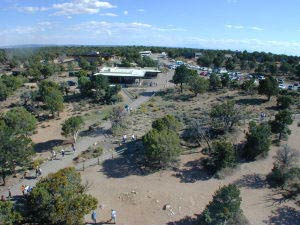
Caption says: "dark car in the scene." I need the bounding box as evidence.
[67,80,77,86]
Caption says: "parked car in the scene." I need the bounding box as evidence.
[287,85,293,90]
[278,84,286,90]
[67,80,77,86]
[293,83,299,87]
[258,75,265,80]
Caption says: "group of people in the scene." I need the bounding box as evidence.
[21,184,33,196]
[91,209,117,224]
[51,143,76,160]
[122,134,136,143]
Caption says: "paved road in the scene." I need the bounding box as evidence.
[0,71,173,198]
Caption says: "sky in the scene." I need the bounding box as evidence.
[1,0,300,55]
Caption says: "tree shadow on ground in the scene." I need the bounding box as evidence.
[236,98,264,106]
[264,206,300,225]
[79,126,111,138]
[100,140,149,178]
[173,159,212,183]
[166,214,200,225]
[234,173,267,189]
[34,139,65,152]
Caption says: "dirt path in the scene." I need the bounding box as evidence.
[0,72,170,198]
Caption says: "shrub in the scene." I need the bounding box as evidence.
[199,184,249,225]
[243,122,271,160]
[277,95,294,109]
[204,140,236,174]
[152,114,182,132]
[142,128,182,169]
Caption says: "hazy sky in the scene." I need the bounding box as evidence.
[1,0,300,55]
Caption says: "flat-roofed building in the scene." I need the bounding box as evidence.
[94,67,161,84]
[139,51,152,57]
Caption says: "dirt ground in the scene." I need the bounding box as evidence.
[82,119,300,225]
[80,89,300,225]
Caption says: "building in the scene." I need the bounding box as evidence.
[139,51,152,57]
[94,67,161,84]
[195,52,203,58]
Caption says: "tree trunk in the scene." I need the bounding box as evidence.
[1,171,6,186]
[279,132,282,141]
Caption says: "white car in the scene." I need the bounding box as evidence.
[278,84,286,90]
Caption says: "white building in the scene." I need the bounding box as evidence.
[139,51,152,57]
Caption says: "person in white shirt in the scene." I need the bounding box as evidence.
[111,209,116,224]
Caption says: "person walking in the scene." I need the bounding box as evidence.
[8,189,12,199]
[111,209,116,224]
[52,150,56,160]
[35,167,39,178]
[72,143,76,153]
[38,167,42,177]
[91,211,97,224]
[61,149,65,158]
[21,185,25,195]
[122,135,127,143]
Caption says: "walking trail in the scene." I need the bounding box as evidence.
[0,72,173,198]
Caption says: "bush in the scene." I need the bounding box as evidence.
[243,122,271,160]
[277,95,294,109]
[142,128,182,169]
[204,140,236,174]
[199,184,249,225]
[152,114,182,132]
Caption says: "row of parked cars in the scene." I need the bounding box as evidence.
[277,78,300,91]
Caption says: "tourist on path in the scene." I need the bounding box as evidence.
[61,149,65,157]
[111,209,116,224]
[91,211,97,224]
[72,143,76,153]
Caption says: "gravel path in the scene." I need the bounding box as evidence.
[0,72,173,198]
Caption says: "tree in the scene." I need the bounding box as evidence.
[142,129,182,169]
[294,65,300,80]
[210,101,242,133]
[205,140,236,173]
[268,145,300,189]
[186,118,212,151]
[62,116,84,142]
[241,79,256,94]
[268,63,278,75]
[188,76,209,96]
[44,88,64,118]
[173,65,197,93]
[209,73,221,90]
[152,114,182,132]
[0,121,33,185]
[40,63,54,79]
[277,95,294,109]
[280,62,291,75]
[4,107,37,136]
[212,54,224,68]
[258,76,279,101]
[25,167,98,225]
[243,122,271,160]
[225,59,235,70]
[0,81,9,101]
[197,56,212,67]
[78,75,92,97]
[271,110,293,141]
[0,201,22,225]
[199,184,249,225]
[221,73,230,88]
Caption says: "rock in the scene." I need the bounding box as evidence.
[163,204,171,210]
